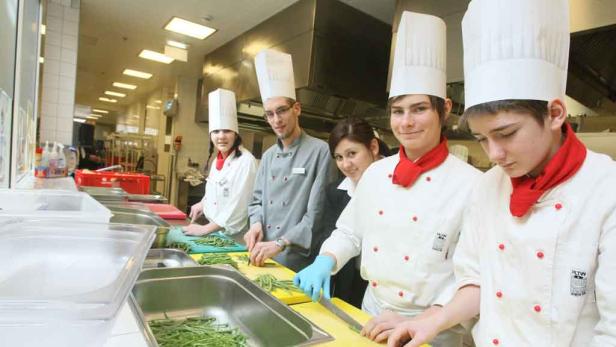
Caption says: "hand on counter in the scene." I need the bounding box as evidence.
[244,223,263,251]
[189,202,203,222]
[361,309,404,342]
[293,255,335,302]
[182,222,220,236]
[386,314,441,347]
[249,241,283,267]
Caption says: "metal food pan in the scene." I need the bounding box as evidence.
[109,207,170,248]
[143,249,197,269]
[132,266,332,346]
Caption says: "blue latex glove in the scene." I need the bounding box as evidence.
[293,255,335,302]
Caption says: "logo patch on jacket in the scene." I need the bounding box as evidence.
[432,232,447,252]
[570,269,587,296]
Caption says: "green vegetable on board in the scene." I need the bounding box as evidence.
[198,253,239,269]
[254,274,302,294]
[193,235,236,248]
[149,316,247,347]
[168,242,191,253]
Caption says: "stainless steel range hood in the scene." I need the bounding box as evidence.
[195,0,392,132]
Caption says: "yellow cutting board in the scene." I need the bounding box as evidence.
[291,298,431,347]
[191,252,310,305]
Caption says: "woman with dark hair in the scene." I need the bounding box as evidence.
[310,117,389,308]
[184,89,257,236]
[294,11,480,346]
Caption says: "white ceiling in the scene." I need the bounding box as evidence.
[75,0,395,125]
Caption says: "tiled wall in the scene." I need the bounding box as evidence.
[39,0,79,145]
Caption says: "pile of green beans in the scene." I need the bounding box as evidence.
[236,254,250,264]
[168,242,191,253]
[149,317,247,347]
[198,253,239,269]
[193,236,236,248]
[254,274,302,294]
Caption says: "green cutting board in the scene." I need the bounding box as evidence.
[165,227,247,254]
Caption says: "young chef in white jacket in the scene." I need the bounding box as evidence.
[184,88,257,236]
[388,1,616,346]
[294,11,480,347]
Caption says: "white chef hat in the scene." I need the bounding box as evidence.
[462,0,570,109]
[208,88,239,133]
[389,11,447,99]
[255,49,296,103]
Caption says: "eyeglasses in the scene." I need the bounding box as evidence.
[263,104,294,120]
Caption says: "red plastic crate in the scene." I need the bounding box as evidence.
[75,170,150,194]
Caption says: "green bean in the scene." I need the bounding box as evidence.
[236,254,250,264]
[198,253,239,269]
[149,316,247,347]
[168,242,191,253]
[193,235,236,248]
[254,274,302,294]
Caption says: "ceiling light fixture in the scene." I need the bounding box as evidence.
[99,97,117,103]
[123,69,153,79]
[164,17,216,40]
[92,109,109,114]
[112,82,137,90]
[166,40,189,49]
[73,118,86,123]
[88,114,102,118]
[105,91,126,98]
[138,49,174,64]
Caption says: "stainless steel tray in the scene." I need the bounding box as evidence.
[132,266,333,346]
[127,194,168,204]
[79,186,128,202]
[143,249,197,269]
[109,207,170,248]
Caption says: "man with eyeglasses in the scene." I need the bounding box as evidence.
[245,49,333,272]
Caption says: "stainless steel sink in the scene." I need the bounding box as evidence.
[131,266,333,346]
[143,249,197,269]
[109,207,169,248]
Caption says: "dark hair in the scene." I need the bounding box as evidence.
[386,95,447,124]
[460,99,548,130]
[205,133,243,172]
[328,117,390,158]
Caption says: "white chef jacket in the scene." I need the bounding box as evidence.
[202,146,257,235]
[455,150,616,347]
[321,153,481,314]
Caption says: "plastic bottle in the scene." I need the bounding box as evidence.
[57,143,67,176]
[41,141,50,177]
[67,146,78,175]
[49,142,59,177]
[34,147,44,177]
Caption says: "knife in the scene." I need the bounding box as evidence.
[318,297,364,332]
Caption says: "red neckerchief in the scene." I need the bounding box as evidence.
[392,137,449,188]
[215,151,225,171]
[509,123,587,217]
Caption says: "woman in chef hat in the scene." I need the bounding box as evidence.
[294,11,480,346]
[388,1,616,346]
[184,88,258,236]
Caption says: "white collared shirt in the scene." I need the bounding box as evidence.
[337,176,355,198]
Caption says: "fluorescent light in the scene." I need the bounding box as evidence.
[104,91,126,98]
[154,100,162,104]
[112,82,137,90]
[86,116,100,120]
[39,57,44,63]
[92,109,109,114]
[146,105,160,110]
[164,17,216,40]
[104,90,126,98]
[41,24,46,35]
[99,97,117,103]
[123,69,152,79]
[166,40,189,49]
[73,118,86,123]
[88,114,102,118]
[139,49,174,64]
